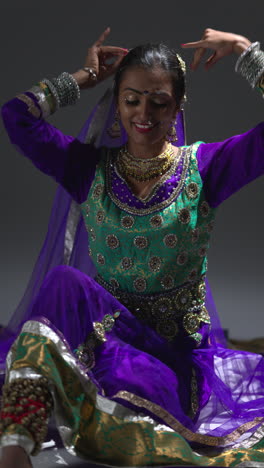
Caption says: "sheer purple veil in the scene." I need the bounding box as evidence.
[0,88,225,373]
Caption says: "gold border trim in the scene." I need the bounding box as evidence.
[7,320,264,451]
[114,390,264,447]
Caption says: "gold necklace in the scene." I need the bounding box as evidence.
[116,144,175,182]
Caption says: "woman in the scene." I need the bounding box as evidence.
[0,27,264,467]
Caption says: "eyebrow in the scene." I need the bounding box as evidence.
[123,87,170,96]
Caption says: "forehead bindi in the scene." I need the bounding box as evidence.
[119,67,174,96]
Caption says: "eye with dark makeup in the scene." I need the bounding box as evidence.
[124,97,167,108]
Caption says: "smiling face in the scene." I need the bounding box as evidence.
[117,66,178,158]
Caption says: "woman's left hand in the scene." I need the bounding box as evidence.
[181,29,251,70]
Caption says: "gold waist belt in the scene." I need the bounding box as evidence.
[96,275,211,342]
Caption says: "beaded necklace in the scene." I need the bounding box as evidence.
[116,143,175,182]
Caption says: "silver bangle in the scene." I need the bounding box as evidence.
[82,67,97,81]
[41,78,60,110]
[235,42,264,88]
[28,85,52,118]
[42,72,81,108]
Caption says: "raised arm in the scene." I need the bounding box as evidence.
[182,29,264,206]
[1,28,128,204]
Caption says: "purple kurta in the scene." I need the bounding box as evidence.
[1,96,264,449]
[2,96,264,207]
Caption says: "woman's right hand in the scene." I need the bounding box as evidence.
[72,27,128,89]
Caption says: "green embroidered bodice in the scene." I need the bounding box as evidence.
[81,143,216,295]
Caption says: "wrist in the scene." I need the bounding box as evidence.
[72,69,96,89]
[233,36,252,55]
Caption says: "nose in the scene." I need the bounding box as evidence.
[137,98,152,121]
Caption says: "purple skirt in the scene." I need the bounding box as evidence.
[17,264,264,448]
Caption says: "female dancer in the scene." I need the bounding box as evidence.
[0,28,264,467]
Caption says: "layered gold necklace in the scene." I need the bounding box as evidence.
[117,143,175,182]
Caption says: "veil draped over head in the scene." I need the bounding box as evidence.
[0,87,226,375]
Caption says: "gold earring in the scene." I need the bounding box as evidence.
[107,111,121,138]
[166,120,178,142]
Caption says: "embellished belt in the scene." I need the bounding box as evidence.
[96,275,211,342]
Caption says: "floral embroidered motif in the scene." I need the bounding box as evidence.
[121,216,135,229]
[178,208,191,224]
[106,234,119,249]
[148,256,162,272]
[150,215,163,228]
[133,277,147,292]
[177,252,188,266]
[97,253,105,265]
[198,282,206,301]
[183,313,200,334]
[206,221,214,233]
[96,210,105,225]
[121,257,133,270]
[134,236,148,249]
[163,234,178,248]
[161,275,174,290]
[76,311,121,369]
[156,320,178,341]
[174,289,192,310]
[186,182,199,199]
[92,183,104,199]
[200,306,211,324]
[198,246,207,258]
[200,201,210,218]
[152,297,173,316]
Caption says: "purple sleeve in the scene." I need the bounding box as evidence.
[197,122,264,207]
[1,96,101,203]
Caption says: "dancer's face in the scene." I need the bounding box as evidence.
[117,66,178,155]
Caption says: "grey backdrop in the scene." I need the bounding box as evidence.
[1,1,263,339]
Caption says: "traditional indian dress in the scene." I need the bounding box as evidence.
[1,78,264,467]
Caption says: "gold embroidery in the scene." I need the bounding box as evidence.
[148,256,162,272]
[178,208,191,224]
[133,236,148,249]
[163,233,178,248]
[190,368,199,418]
[96,253,105,265]
[92,184,104,199]
[96,210,105,225]
[150,215,163,228]
[133,277,147,292]
[106,146,192,215]
[186,182,199,199]
[177,251,188,266]
[121,215,134,229]
[106,234,119,249]
[113,390,264,447]
[160,275,174,290]
[200,201,210,218]
[120,257,133,270]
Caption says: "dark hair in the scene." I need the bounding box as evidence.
[113,43,186,107]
